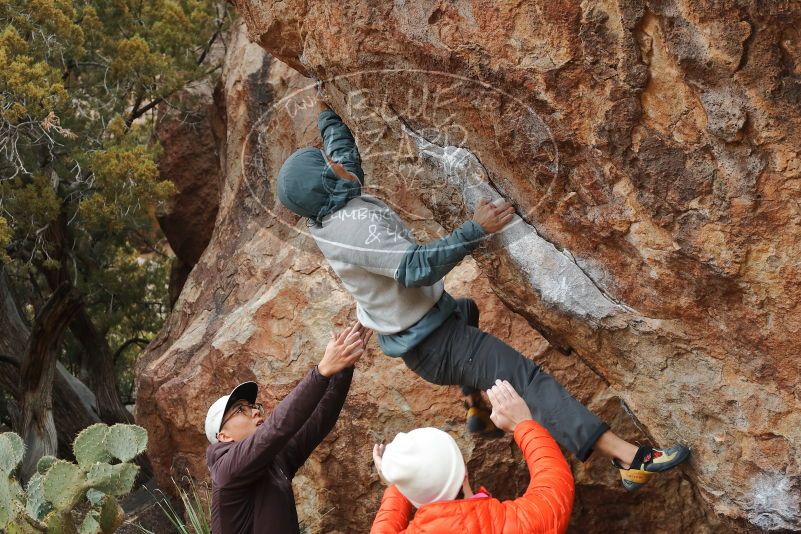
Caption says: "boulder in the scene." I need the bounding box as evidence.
[224,2,801,529]
[140,1,801,528]
[156,76,226,299]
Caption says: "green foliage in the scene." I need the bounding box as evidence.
[0,0,229,409]
[139,476,211,534]
[0,215,9,263]
[0,0,223,233]
[0,425,147,532]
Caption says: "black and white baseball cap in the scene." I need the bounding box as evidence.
[204,381,258,444]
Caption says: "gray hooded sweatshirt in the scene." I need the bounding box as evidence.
[277,109,485,355]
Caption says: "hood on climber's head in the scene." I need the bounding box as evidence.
[277,147,362,225]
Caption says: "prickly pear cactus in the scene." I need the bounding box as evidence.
[0,432,24,474]
[87,463,139,497]
[36,455,57,475]
[74,424,113,469]
[0,432,25,530]
[0,424,147,533]
[44,460,85,511]
[0,473,15,527]
[24,473,52,520]
[105,424,147,463]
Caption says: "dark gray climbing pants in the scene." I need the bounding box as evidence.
[402,297,609,461]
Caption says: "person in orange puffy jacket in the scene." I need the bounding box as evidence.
[370,380,574,534]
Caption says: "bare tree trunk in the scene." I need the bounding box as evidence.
[67,308,134,425]
[0,358,101,458]
[18,284,81,481]
[0,268,30,357]
[32,214,153,479]
[39,213,133,426]
[0,269,101,458]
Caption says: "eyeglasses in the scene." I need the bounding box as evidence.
[220,402,264,429]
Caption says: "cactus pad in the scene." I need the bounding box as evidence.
[0,473,14,528]
[104,424,147,462]
[87,462,138,496]
[79,510,101,534]
[86,488,105,506]
[45,511,70,533]
[25,473,52,520]
[73,424,112,469]
[0,432,25,473]
[98,496,124,533]
[43,460,86,511]
[36,455,57,475]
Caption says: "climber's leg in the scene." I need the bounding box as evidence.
[401,298,691,480]
[595,431,638,467]
[402,303,608,460]
[452,299,495,435]
[451,299,500,436]
[461,333,689,475]
[455,298,480,398]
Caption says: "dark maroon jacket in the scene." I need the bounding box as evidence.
[206,366,353,534]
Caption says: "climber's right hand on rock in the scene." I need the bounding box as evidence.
[473,198,515,234]
[486,380,532,433]
[318,322,366,377]
[315,81,330,113]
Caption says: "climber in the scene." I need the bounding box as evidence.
[370,380,574,534]
[275,94,690,490]
[204,322,371,534]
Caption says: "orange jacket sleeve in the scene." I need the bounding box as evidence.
[370,485,413,534]
[503,419,575,533]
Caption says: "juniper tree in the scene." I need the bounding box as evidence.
[0,0,229,471]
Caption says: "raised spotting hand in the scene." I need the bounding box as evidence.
[318,322,371,377]
[486,379,533,433]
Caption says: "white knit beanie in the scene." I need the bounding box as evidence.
[380,427,466,508]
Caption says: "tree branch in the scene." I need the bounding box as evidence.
[112,337,150,363]
[0,353,20,367]
[125,91,152,127]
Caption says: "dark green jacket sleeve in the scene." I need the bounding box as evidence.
[395,220,486,288]
[318,109,364,183]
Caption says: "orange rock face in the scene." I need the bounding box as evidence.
[226,2,801,530]
[139,0,801,529]
[139,20,718,533]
